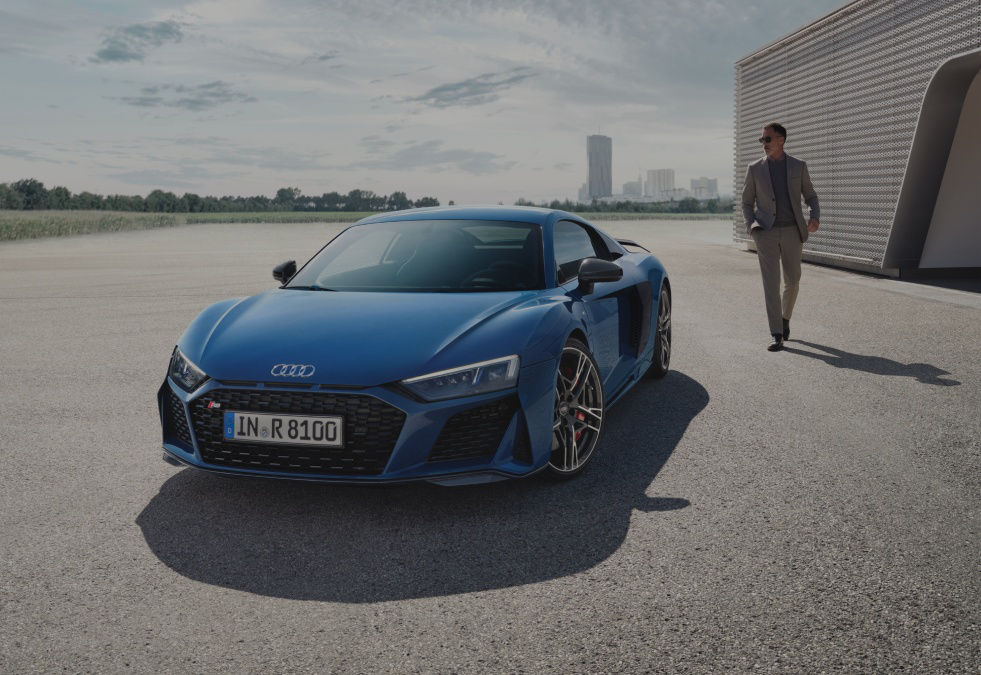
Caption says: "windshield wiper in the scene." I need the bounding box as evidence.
[285,285,336,291]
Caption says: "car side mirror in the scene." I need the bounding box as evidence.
[273,260,297,285]
[577,258,623,295]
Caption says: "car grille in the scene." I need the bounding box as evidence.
[189,389,406,475]
[162,387,193,448]
[428,396,518,462]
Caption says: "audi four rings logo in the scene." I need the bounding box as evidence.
[270,364,316,377]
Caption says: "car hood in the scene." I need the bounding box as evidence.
[180,289,546,387]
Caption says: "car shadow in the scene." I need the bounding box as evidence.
[137,370,708,602]
[783,340,960,386]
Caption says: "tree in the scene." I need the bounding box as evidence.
[344,189,365,211]
[72,191,104,210]
[182,193,203,212]
[320,192,343,210]
[48,186,72,209]
[11,178,49,209]
[104,194,144,211]
[145,189,180,212]
[361,190,386,211]
[274,187,302,209]
[386,191,412,211]
[675,197,700,213]
[0,183,24,209]
[414,196,439,208]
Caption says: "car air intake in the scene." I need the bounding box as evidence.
[162,387,194,449]
[428,396,518,463]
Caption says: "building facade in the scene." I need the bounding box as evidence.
[645,169,675,201]
[623,178,643,196]
[734,0,981,274]
[587,135,612,199]
[691,177,719,200]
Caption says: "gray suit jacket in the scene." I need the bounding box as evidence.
[741,153,820,242]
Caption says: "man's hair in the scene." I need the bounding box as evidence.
[765,122,787,139]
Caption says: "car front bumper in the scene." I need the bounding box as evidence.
[157,359,557,484]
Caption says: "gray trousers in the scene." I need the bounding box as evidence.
[751,226,803,335]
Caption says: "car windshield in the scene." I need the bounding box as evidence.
[286,219,544,292]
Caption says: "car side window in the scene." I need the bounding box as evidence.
[554,220,605,284]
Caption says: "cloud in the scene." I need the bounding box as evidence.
[119,81,256,111]
[143,135,328,171]
[205,145,327,172]
[92,20,183,63]
[349,140,513,174]
[299,50,339,66]
[407,67,535,107]
[360,135,396,154]
[0,9,66,55]
[0,145,57,163]
[106,167,211,189]
[371,65,435,84]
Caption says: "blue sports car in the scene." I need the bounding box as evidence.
[158,206,671,485]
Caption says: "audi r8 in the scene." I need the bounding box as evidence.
[158,206,671,484]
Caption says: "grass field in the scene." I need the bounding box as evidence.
[183,212,374,225]
[578,212,729,221]
[0,210,374,241]
[0,209,729,242]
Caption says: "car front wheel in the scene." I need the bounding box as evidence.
[546,338,605,479]
[646,284,671,379]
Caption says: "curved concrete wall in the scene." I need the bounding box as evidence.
[917,70,981,268]
[884,49,981,269]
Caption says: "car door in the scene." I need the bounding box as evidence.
[553,219,634,389]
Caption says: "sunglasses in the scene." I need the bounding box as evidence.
[759,135,782,143]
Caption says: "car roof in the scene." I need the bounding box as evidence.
[354,205,581,227]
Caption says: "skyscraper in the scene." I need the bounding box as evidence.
[646,169,675,201]
[587,135,612,199]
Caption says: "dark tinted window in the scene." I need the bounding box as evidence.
[554,220,603,283]
[287,219,543,292]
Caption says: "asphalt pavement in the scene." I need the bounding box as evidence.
[0,219,977,672]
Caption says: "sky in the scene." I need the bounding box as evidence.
[0,0,846,204]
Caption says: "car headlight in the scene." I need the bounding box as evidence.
[169,347,209,392]
[401,355,519,401]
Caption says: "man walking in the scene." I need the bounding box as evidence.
[742,122,820,351]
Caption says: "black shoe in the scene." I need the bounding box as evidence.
[767,334,784,352]
[782,318,790,340]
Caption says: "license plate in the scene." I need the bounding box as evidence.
[223,411,343,447]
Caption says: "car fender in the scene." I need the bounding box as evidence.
[177,297,246,364]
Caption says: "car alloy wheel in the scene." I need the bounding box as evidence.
[647,284,671,379]
[547,338,604,478]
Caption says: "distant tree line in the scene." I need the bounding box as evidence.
[515,196,733,214]
[0,179,440,212]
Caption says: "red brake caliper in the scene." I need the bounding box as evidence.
[575,411,585,440]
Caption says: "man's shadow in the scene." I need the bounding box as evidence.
[783,340,959,386]
[136,371,708,602]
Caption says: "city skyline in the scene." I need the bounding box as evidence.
[0,1,846,204]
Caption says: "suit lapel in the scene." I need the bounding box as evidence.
[759,158,774,203]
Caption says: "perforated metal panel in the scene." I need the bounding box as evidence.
[733,0,981,272]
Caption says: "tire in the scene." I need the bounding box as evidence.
[546,338,605,479]
[646,284,671,379]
